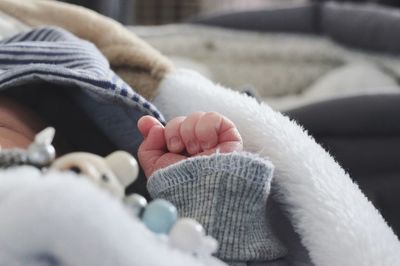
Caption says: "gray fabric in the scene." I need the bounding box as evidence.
[32,254,61,266]
[267,198,313,266]
[286,94,400,237]
[285,94,400,137]
[189,4,318,33]
[147,152,287,265]
[321,2,400,53]
[190,2,400,53]
[0,27,163,122]
[70,88,150,197]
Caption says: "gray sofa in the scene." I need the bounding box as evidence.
[190,2,400,238]
[190,1,400,54]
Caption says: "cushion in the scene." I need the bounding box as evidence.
[189,4,319,33]
[321,2,400,52]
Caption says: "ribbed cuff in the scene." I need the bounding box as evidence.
[147,152,287,262]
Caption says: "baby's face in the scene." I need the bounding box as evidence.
[0,96,45,149]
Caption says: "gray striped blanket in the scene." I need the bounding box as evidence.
[0,26,164,122]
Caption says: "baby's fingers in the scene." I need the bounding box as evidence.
[138,115,163,139]
[218,123,242,145]
[197,112,242,150]
[164,116,186,153]
[180,112,205,155]
[195,112,221,150]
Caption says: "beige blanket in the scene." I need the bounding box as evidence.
[0,0,174,100]
[132,24,400,110]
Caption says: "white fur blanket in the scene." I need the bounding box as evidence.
[154,69,400,266]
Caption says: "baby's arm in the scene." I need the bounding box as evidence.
[137,113,286,264]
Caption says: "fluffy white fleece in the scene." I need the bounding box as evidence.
[0,166,225,266]
[153,69,400,266]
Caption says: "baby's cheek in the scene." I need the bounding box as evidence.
[0,97,48,149]
[0,127,32,149]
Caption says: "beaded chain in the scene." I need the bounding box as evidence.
[0,127,56,168]
[0,148,29,167]
[0,127,219,259]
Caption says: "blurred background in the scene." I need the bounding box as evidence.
[60,0,400,25]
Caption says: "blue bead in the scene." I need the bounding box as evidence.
[142,199,178,234]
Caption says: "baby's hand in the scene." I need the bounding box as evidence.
[138,112,243,178]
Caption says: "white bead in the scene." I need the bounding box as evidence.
[28,143,56,165]
[105,151,139,187]
[169,218,205,253]
[50,152,125,198]
[125,194,147,216]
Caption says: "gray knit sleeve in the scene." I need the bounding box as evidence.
[147,152,287,264]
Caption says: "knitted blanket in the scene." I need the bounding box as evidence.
[0,26,163,121]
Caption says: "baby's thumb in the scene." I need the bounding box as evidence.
[138,117,166,177]
[138,115,163,138]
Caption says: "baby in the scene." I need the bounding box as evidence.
[0,97,288,265]
[0,96,287,265]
